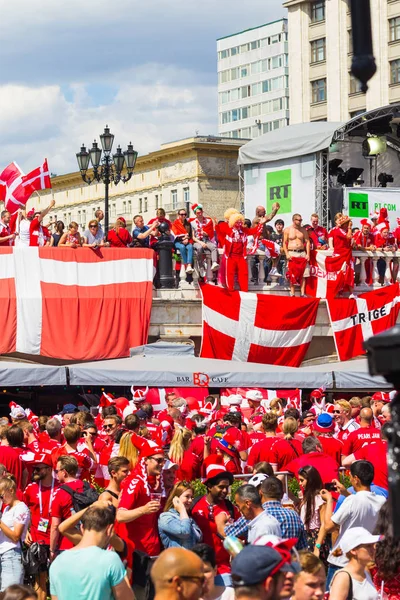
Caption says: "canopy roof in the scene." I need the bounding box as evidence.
[238,122,344,165]
[67,351,389,390]
[0,361,67,386]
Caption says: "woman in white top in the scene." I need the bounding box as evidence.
[329,527,380,600]
[298,465,328,563]
[0,477,30,590]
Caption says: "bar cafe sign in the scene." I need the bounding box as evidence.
[345,188,400,226]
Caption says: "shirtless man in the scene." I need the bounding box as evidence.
[98,456,130,507]
[284,214,310,297]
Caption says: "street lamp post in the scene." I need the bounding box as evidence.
[76,125,138,235]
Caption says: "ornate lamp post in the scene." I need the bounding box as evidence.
[350,0,377,93]
[76,125,138,234]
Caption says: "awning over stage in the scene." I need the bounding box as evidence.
[67,352,389,390]
[0,361,67,386]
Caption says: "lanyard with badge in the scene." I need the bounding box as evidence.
[37,479,55,533]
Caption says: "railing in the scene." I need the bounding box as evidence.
[175,248,400,291]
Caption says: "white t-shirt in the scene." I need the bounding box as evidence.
[247,510,281,544]
[0,502,30,555]
[331,569,379,600]
[17,219,31,247]
[328,491,385,567]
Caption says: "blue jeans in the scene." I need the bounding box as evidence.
[0,548,23,591]
[175,242,193,265]
[326,564,341,591]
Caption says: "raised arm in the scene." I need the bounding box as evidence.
[37,199,56,223]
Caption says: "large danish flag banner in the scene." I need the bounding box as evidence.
[0,247,153,360]
[200,284,319,367]
[327,283,400,361]
[306,249,353,299]
[0,160,51,214]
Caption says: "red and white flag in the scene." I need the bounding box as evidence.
[0,247,154,360]
[306,249,353,299]
[22,159,51,192]
[200,284,319,368]
[131,387,210,411]
[0,162,35,214]
[327,283,400,361]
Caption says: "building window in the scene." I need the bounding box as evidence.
[128,200,132,214]
[311,78,327,103]
[122,200,126,214]
[183,187,190,204]
[171,189,178,209]
[389,17,400,42]
[348,30,353,54]
[144,197,148,212]
[350,109,366,119]
[310,38,326,63]
[390,59,400,84]
[311,1,325,23]
[139,198,143,213]
[82,210,86,227]
[155,195,159,210]
[349,73,363,94]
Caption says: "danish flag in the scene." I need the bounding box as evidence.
[327,283,400,361]
[0,163,35,214]
[22,159,52,193]
[200,284,319,367]
[306,249,354,299]
[0,246,154,360]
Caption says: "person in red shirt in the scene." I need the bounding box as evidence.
[191,458,239,587]
[0,210,16,246]
[328,213,355,298]
[98,415,122,486]
[309,213,328,249]
[374,223,398,283]
[247,412,299,472]
[148,208,172,230]
[168,426,201,482]
[29,199,55,247]
[107,217,132,247]
[312,413,343,465]
[2,425,28,490]
[286,436,339,485]
[52,424,95,482]
[24,453,58,600]
[342,425,388,489]
[371,391,391,426]
[50,455,86,559]
[333,400,360,442]
[117,442,166,556]
[38,418,62,453]
[341,407,380,459]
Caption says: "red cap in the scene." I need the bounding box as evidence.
[117,216,126,225]
[31,453,53,467]
[27,209,35,218]
[140,440,164,458]
[372,391,390,403]
[310,387,325,400]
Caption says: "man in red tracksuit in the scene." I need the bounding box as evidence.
[216,204,279,291]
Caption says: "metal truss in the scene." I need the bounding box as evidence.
[315,150,329,228]
[239,166,245,213]
[333,103,400,141]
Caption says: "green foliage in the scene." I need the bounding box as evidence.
[340,472,351,489]
[288,477,300,497]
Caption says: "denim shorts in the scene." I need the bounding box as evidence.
[0,548,23,591]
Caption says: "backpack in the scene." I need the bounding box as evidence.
[22,542,49,576]
[61,481,99,513]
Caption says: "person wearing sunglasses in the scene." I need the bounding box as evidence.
[283,213,311,298]
[172,209,194,276]
[151,547,205,600]
[132,215,159,248]
[333,400,360,442]
[82,219,105,248]
[117,443,167,559]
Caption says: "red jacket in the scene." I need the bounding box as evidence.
[216,222,261,258]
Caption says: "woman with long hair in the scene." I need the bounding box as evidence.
[58,222,82,247]
[328,212,356,298]
[0,477,30,590]
[373,501,400,599]
[169,426,201,482]
[282,417,302,457]
[158,481,202,550]
[107,217,132,248]
[298,465,328,563]
[50,221,64,247]
[118,432,140,470]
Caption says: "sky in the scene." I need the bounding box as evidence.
[0,0,285,175]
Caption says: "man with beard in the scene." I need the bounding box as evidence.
[23,453,58,600]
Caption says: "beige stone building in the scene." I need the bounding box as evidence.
[32,136,245,231]
[283,0,400,123]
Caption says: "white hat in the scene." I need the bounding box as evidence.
[248,473,269,487]
[246,390,263,402]
[227,394,243,406]
[122,403,136,420]
[340,527,381,554]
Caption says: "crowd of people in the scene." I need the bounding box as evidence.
[0,386,393,599]
[1,200,398,294]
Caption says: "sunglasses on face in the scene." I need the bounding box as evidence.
[89,225,98,229]
[150,457,165,464]
[103,424,115,430]
[179,213,187,216]
[333,410,341,414]
[83,431,97,437]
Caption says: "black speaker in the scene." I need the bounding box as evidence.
[328,187,344,227]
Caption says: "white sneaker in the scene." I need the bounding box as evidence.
[349,293,358,299]
[211,262,220,271]
[199,267,206,278]
[186,265,194,274]
[269,267,278,276]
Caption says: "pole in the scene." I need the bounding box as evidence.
[104,155,110,236]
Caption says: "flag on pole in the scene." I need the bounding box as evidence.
[200,284,319,368]
[0,163,35,214]
[326,283,400,361]
[22,159,52,192]
[306,249,354,299]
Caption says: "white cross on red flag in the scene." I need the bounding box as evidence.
[22,159,51,193]
[0,162,35,214]
[200,284,319,367]
[306,248,354,299]
[327,283,400,361]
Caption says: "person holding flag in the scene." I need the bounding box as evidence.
[29,199,55,247]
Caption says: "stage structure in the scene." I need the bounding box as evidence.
[239,103,400,229]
